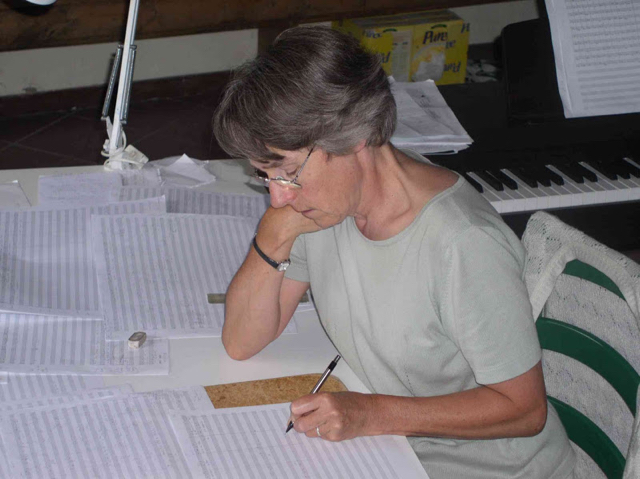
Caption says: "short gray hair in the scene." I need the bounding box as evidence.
[213,26,396,161]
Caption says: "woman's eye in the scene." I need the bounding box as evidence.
[286,170,298,177]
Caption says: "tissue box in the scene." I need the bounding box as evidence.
[332,10,470,85]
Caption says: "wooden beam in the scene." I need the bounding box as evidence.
[1,0,516,52]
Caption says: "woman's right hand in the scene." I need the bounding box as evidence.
[257,205,322,252]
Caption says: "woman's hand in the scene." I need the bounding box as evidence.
[258,205,321,244]
[290,392,376,441]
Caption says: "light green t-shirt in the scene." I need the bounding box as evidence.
[285,173,575,479]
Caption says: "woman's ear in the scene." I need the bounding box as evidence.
[352,139,367,154]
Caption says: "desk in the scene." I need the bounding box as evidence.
[0,161,370,396]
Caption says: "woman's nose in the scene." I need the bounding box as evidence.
[269,183,297,208]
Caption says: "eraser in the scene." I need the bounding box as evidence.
[207,293,226,304]
[128,331,147,349]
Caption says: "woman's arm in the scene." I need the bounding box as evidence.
[290,361,548,441]
[222,206,316,360]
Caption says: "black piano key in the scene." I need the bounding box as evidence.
[574,162,598,182]
[488,169,518,190]
[622,157,640,178]
[510,167,538,188]
[554,163,585,183]
[526,165,551,187]
[586,160,618,181]
[462,172,483,193]
[474,170,504,191]
[543,166,565,186]
[609,159,631,180]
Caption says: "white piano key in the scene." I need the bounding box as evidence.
[615,177,640,198]
[547,182,576,208]
[579,162,632,203]
[467,172,507,212]
[564,176,601,205]
[500,169,547,211]
[498,186,531,213]
[623,156,640,170]
[547,165,602,204]
[540,183,562,209]
[624,174,640,188]
[546,165,586,206]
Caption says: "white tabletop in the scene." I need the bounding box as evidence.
[0,161,370,394]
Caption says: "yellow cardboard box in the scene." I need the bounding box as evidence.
[332,10,470,85]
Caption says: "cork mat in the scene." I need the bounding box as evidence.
[205,374,347,408]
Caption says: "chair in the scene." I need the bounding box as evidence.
[522,212,640,479]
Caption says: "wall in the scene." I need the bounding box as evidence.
[0,0,537,97]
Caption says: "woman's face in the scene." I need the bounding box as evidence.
[251,146,363,230]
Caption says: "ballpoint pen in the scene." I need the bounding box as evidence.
[285,354,341,434]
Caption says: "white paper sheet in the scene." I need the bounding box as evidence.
[545,0,640,118]
[120,168,163,187]
[0,384,135,479]
[0,313,169,375]
[0,374,105,403]
[93,213,298,340]
[0,197,166,318]
[38,171,123,208]
[1,386,213,479]
[0,180,31,209]
[149,154,217,188]
[390,79,472,154]
[0,384,134,412]
[119,186,269,217]
[169,403,429,479]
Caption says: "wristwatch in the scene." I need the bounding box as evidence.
[252,236,290,272]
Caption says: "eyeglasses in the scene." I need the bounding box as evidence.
[252,146,315,190]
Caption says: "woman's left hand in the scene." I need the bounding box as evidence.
[290,392,375,441]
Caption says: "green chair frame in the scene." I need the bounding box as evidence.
[536,259,640,479]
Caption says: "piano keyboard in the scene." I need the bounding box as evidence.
[459,157,640,214]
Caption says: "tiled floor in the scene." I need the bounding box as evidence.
[0,87,229,171]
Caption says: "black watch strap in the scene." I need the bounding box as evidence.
[252,236,291,272]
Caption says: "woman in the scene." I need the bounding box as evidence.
[213,26,575,479]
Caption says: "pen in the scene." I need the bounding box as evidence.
[285,354,341,434]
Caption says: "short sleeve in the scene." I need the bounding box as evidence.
[284,233,310,283]
[443,225,541,385]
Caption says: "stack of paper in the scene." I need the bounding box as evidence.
[0,198,171,378]
[390,79,473,154]
[545,0,640,118]
[0,385,214,479]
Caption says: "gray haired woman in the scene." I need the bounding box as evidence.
[214,26,575,479]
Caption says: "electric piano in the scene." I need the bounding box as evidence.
[432,81,640,254]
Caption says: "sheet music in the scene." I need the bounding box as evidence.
[38,171,123,208]
[0,197,166,318]
[0,384,133,412]
[93,213,294,339]
[390,79,472,154]
[0,385,135,479]
[1,386,213,479]
[0,181,31,208]
[0,374,104,403]
[545,0,640,118]
[169,403,429,479]
[0,314,169,375]
[119,186,269,217]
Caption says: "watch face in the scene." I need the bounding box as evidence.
[277,260,291,272]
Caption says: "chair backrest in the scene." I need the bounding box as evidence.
[537,261,640,478]
[523,212,640,479]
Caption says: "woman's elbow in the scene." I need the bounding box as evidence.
[523,399,548,436]
[221,331,255,361]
